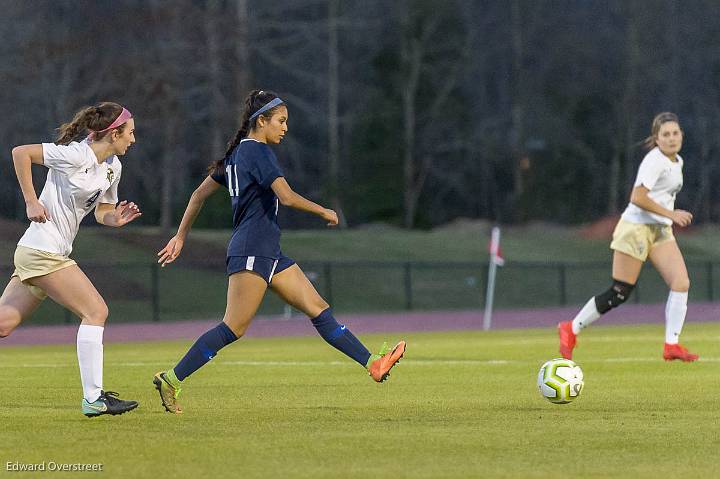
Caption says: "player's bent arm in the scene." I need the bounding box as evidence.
[175,175,222,240]
[95,203,114,225]
[271,177,337,225]
[12,144,50,222]
[630,185,692,226]
[95,201,142,227]
[629,186,673,218]
[11,144,44,204]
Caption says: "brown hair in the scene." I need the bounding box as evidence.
[207,89,284,175]
[55,102,126,145]
[642,112,681,151]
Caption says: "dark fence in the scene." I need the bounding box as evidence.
[1,260,718,325]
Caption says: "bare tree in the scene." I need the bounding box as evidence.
[509,0,527,218]
[235,0,252,115]
[327,0,346,226]
[205,0,225,163]
[396,0,474,227]
[398,2,430,228]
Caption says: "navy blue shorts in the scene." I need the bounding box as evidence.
[226,254,295,284]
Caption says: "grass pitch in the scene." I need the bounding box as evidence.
[1,323,719,479]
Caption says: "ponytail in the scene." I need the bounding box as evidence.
[55,102,125,145]
[207,89,283,175]
[56,106,99,145]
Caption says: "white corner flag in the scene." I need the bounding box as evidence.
[483,226,504,330]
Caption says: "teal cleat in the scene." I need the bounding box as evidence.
[82,390,138,417]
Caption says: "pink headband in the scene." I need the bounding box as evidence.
[89,107,132,139]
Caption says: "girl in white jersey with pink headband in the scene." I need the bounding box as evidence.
[1,102,142,417]
[558,112,699,362]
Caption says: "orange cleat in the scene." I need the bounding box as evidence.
[663,343,699,362]
[368,340,406,382]
[558,321,577,360]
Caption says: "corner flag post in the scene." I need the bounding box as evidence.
[483,226,504,331]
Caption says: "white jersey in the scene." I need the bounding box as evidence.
[621,147,683,226]
[17,140,122,256]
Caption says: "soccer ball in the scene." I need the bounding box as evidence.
[537,358,584,404]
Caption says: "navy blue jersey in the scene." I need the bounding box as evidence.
[210,139,284,258]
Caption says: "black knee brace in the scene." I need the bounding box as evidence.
[594,279,635,314]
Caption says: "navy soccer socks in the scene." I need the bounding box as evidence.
[172,322,238,381]
[311,308,371,367]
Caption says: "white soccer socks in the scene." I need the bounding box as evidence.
[77,324,104,403]
[665,290,688,345]
[571,297,601,334]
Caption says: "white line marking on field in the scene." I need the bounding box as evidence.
[5,357,720,368]
[484,335,720,346]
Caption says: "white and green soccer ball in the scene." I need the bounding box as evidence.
[537,358,584,404]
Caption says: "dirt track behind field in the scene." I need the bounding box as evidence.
[2,302,720,346]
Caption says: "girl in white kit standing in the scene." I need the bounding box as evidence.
[558,112,698,362]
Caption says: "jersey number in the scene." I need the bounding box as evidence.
[226,165,240,197]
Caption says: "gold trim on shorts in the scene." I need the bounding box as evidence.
[609,219,675,262]
[11,246,77,300]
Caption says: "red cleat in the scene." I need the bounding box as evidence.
[558,321,577,359]
[663,343,699,362]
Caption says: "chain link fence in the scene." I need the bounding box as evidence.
[2,260,718,325]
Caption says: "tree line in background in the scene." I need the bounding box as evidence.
[1,0,719,231]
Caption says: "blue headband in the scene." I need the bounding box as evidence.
[249,97,285,121]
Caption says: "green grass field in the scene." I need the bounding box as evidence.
[2,323,719,479]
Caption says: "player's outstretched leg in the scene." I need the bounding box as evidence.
[649,239,697,362]
[367,340,406,383]
[557,321,577,360]
[153,273,265,414]
[663,343,699,362]
[153,371,183,414]
[82,390,138,417]
[310,309,407,382]
[310,308,372,364]
[27,267,137,417]
[662,291,698,362]
[559,279,635,359]
[153,322,238,414]
[0,277,42,339]
[270,264,408,382]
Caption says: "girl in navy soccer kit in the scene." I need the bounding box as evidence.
[153,90,405,414]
